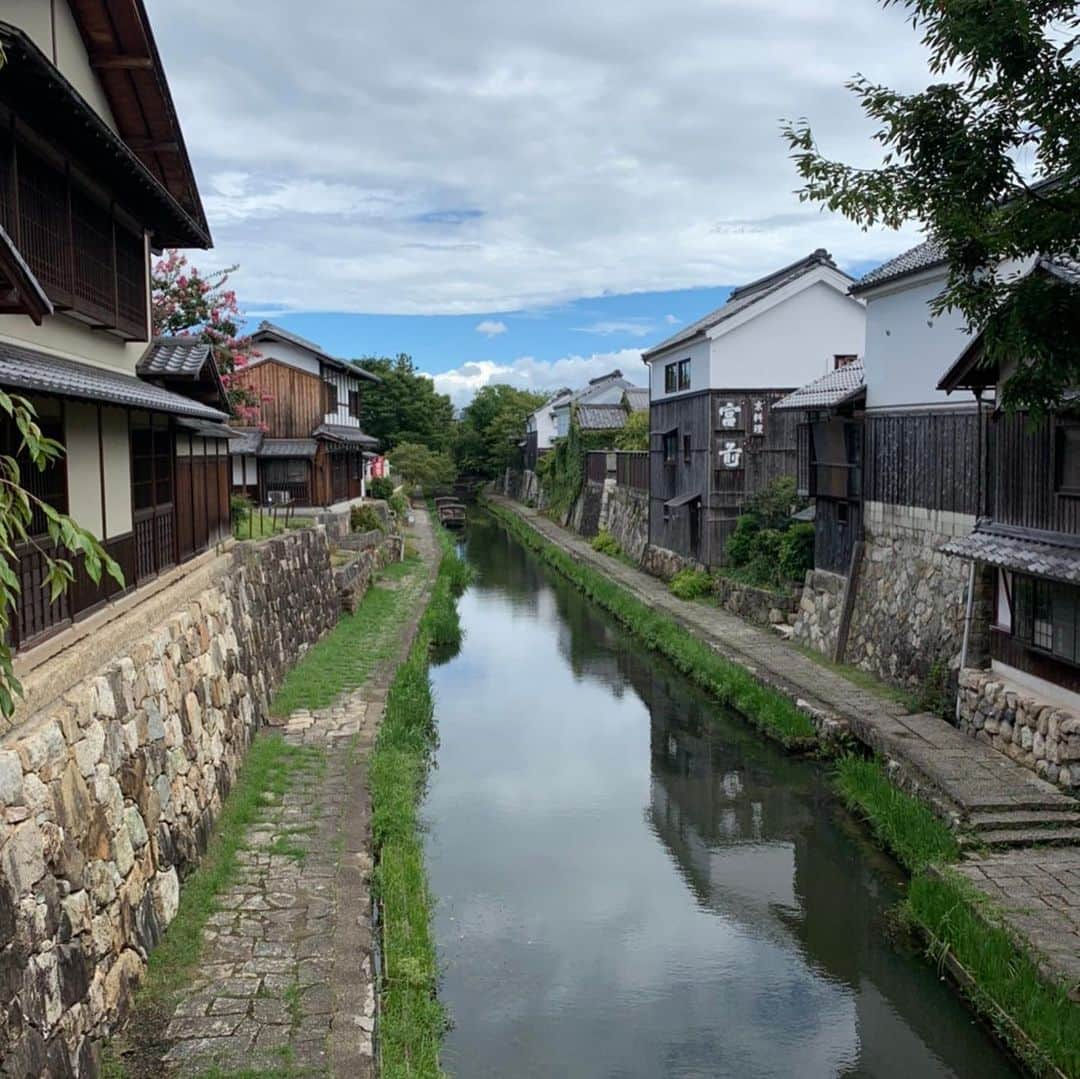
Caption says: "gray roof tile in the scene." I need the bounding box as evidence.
[257,438,318,458]
[251,322,380,382]
[643,249,850,359]
[577,404,628,430]
[138,337,212,378]
[852,239,947,293]
[0,340,227,420]
[941,527,1080,586]
[228,428,264,454]
[773,361,865,411]
[623,387,649,411]
[312,423,379,447]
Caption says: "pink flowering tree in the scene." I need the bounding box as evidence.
[151,251,266,425]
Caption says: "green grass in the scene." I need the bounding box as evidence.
[794,643,915,709]
[234,511,314,541]
[834,755,960,872]
[486,502,817,748]
[908,872,1080,1078]
[270,563,423,716]
[369,518,469,1078]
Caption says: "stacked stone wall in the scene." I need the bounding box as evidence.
[712,576,799,628]
[0,527,340,1074]
[602,485,648,564]
[792,570,846,654]
[958,669,1080,791]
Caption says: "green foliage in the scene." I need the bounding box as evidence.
[453,383,548,478]
[368,476,395,501]
[389,492,409,519]
[487,502,817,747]
[782,0,1080,417]
[915,659,954,721]
[0,392,123,717]
[535,422,610,520]
[778,522,815,583]
[669,568,712,600]
[907,872,1080,1078]
[725,515,760,568]
[613,409,649,451]
[387,442,456,493]
[834,755,960,872]
[744,475,805,529]
[591,529,622,557]
[350,504,385,534]
[353,354,455,452]
[230,494,251,526]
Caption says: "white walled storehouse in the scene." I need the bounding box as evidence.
[0,1,236,653]
[642,249,866,568]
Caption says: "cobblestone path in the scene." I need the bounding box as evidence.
[157,509,437,1076]
[490,496,1080,999]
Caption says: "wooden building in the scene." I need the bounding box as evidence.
[0,2,236,654]
[641,250,866,565]
[775,359,865,574]
[940,257,1080,701]
[232,322,381,507]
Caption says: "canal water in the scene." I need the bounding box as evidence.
[423,514,1017,1079]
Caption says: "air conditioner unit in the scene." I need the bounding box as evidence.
[267,490,291,505]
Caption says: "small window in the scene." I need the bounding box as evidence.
[683,434,692,464]
[664,359,691,393]
[348,390,360,418]
[1055,420,1080,495]
[1013,574,1080,665]
[662,504,671,524]
[325,381,338,413]
[837,502,849,526]
[663,430,678,464]
[833,354,858,369]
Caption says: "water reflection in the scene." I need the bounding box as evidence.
[424,515,1016,1079]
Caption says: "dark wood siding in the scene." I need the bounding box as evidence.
[864,409,980,514]
[233,360,325,437]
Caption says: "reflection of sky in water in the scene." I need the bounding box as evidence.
[424,522,1017,1079]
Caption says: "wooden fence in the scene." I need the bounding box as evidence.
[615,452,649,490]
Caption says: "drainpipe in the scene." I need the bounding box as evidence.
[955,389,984,723]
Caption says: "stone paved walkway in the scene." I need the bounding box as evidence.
[490,496,1080,996]
[157,508,438,1076]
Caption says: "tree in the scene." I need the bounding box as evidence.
[454,384,547,478]
[782,0,1080,416]
[614,409,649,451]
[353,355,455,451]
[152,251,264,424]
[387,441,456,492]
[0,393,121,716]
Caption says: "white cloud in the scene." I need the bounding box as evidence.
[475,319,508,337]
[431,349,645,408]
[664,313,681,324]
[574,319,654,337]
[147,0,932,315]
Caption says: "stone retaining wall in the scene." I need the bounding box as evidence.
[958,669,1080,791]
[334,535,404,613]
[712,575,799,628]
[0,527,340,1074]
[601,484,648,564]
[792,569,846,655]
[641,544,704,582]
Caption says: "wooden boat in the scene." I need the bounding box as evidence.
[437,499,467,529]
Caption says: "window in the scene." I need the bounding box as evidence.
[348,390,360,419]
[131,422,173,512]
[683,434,692,464]
[1055,420,1080,495]
[663,430,679,465]
[1013,574,1080,665]
[1,414,66,536]
[664,359,691,393]
[834,354,858,369]
[325,381,338,413]
[264,459,309,485]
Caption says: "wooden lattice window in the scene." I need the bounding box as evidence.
[71,186,114,318]
[115,225,147,331]
[17,145,68,294]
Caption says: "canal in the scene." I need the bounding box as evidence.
[423,513,1017,1078]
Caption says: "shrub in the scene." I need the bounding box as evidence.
[389,492,409,519]
[230,494,251,526]
[591,530,622,557]
[745,475,807,529]
[350,504,384,533]
[669,568,712,600]
[368,476,394,501]
[778,522,815,582]
[725,515,759,567]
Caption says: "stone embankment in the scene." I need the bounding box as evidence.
[487,495,1080,999]
[0,519,400,1075]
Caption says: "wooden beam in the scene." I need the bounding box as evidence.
[90,54,154,70]
[124,139,181,154]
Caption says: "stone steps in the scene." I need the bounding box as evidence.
[968,809,1080,832]
[962,826,1080,849]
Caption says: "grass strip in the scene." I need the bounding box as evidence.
[270,561,422,716]
[834,754,960,872]
[370,515,470,1078]
[485,501,816,747]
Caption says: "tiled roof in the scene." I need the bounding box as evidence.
[228,429,264,455]
[0,340,227,420]
[251,322,380,382]
[577,404,628,430]
[643,249,850,359]
[312,423,379,447]
[176,418,238,440]
[138,337,212,378]
[257,438,318,459]
[852,240,947,294]
[1040,254,1080,284]
[941,527,1080,586]
[623,387,649,412]
[773,361,865,411]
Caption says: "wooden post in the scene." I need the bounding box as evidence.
[833,540,865,665]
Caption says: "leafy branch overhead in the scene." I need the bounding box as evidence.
[782,0,1080,416]
[0,392,122,717]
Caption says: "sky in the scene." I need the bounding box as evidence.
[146,0,933,406]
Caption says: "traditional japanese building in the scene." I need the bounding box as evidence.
[0,1,234,653]
[641,250,866,567]
[231,322,381,507]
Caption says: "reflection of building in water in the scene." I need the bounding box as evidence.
[640,664,997,1076]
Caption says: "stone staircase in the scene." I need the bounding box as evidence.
[961,798,1080,849]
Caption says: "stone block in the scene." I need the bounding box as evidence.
[1,821,46,895]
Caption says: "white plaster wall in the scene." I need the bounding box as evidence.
[100,406,131,538]
[232,455,258,487]
[321,367,363,427]
[528,403,558,450]
[863,273,972,410]
[0,313,146,374]
[64,401,103,538]
[647,338,710,400]
[0,1,118,131]
[252,339,321,377]
[708,281,866,390]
